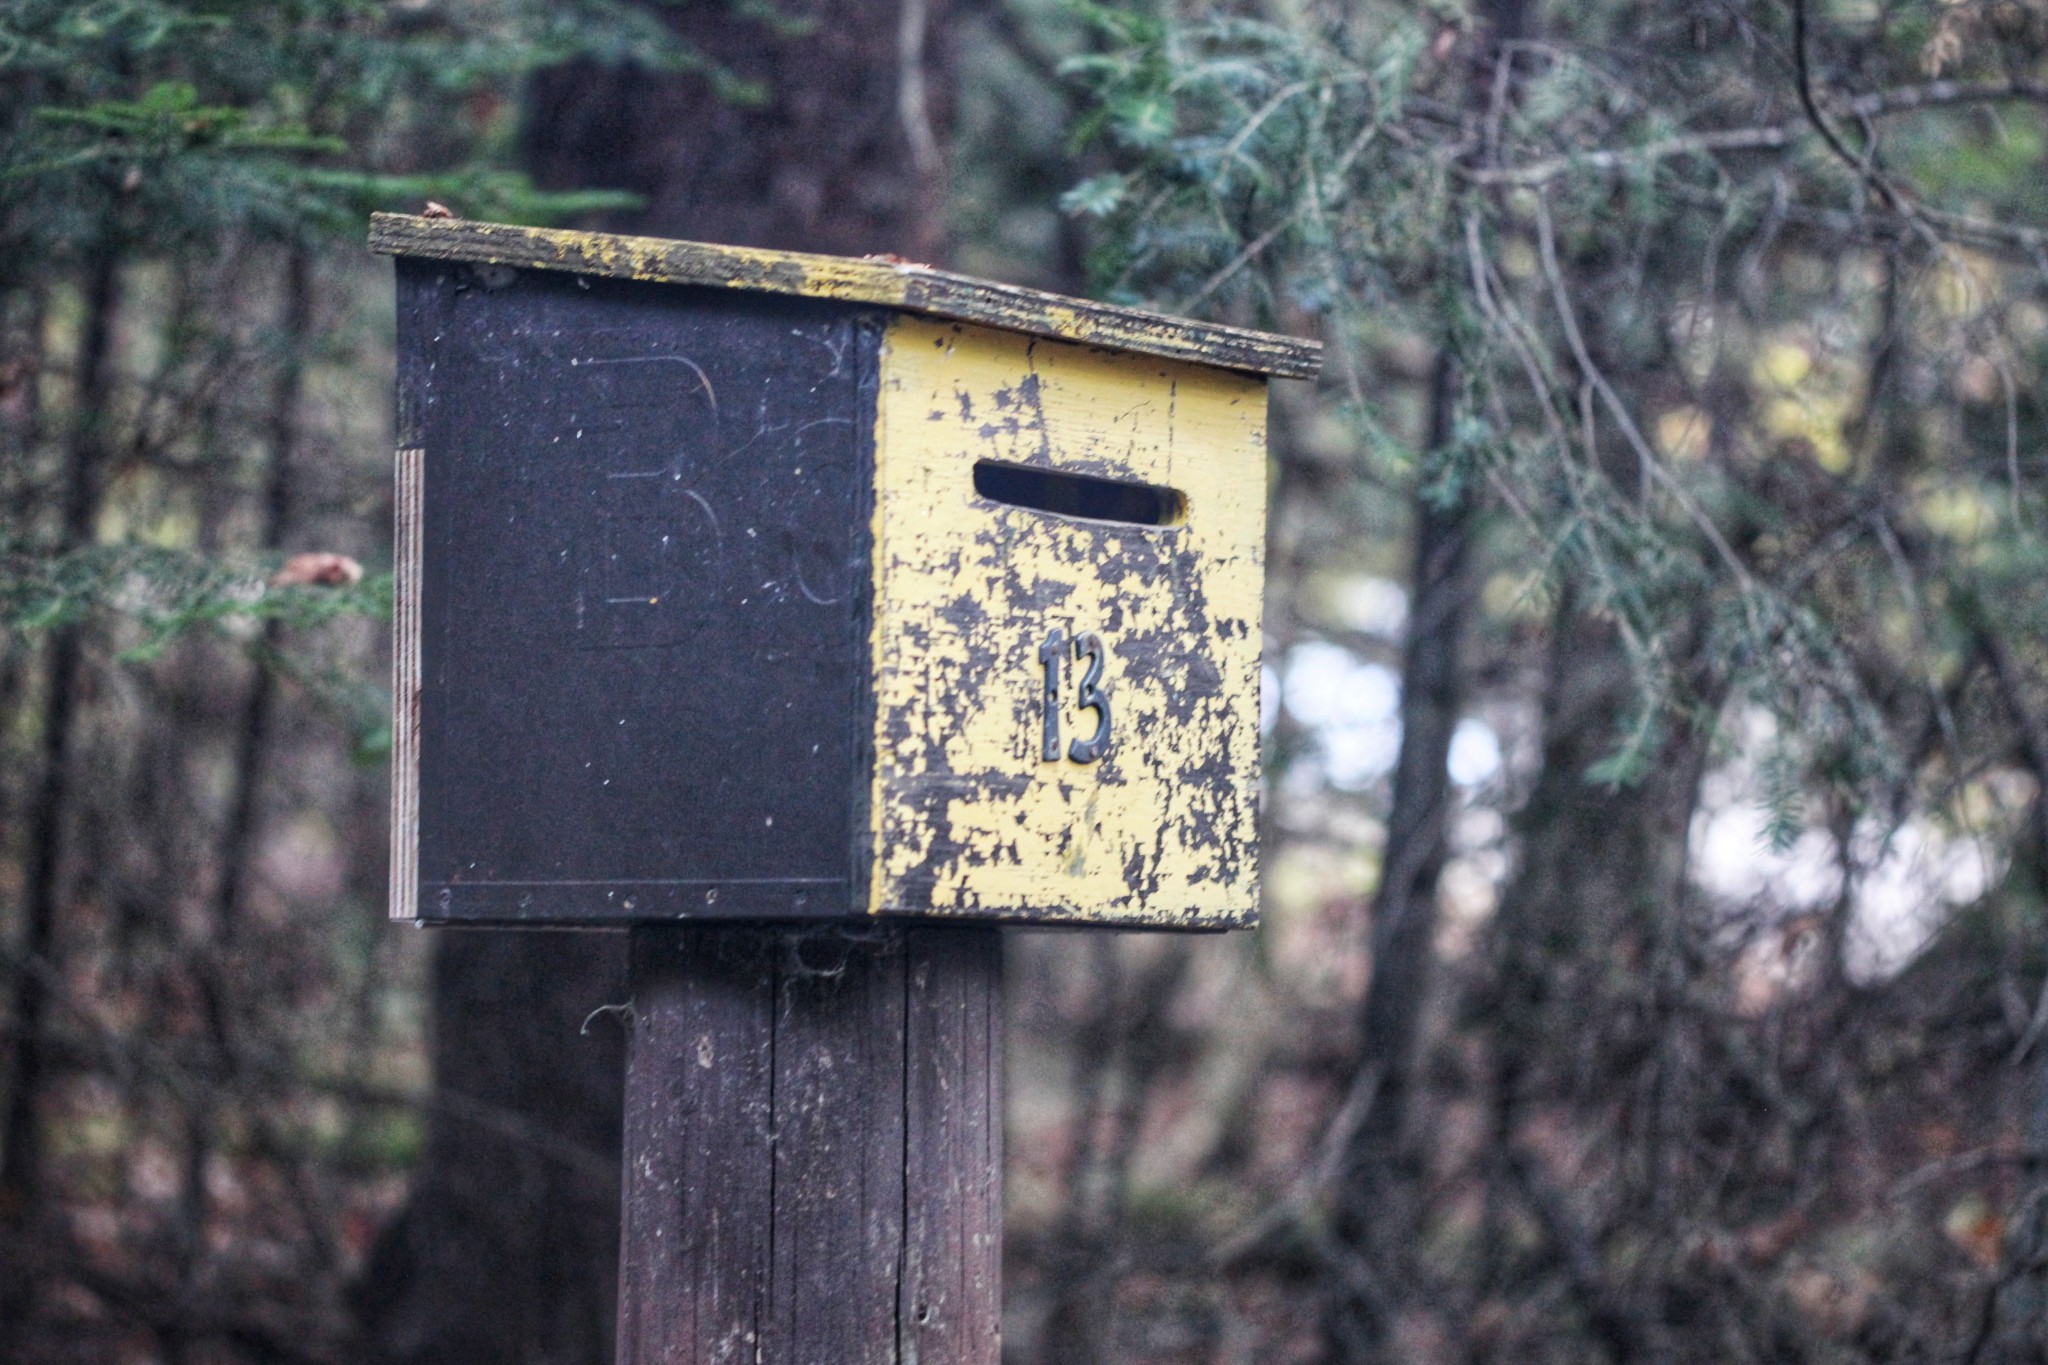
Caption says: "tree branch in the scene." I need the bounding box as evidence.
[1791,0,1900,208]
[1465,77,2048,188]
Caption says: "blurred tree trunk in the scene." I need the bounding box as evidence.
[0,253,120,1362]
[1352,351,1467,1154]
[1319,351,1469,1360]
[524,0,951,260]
[354,6,952,1363]
[1321,3,1522,1355]
[1468,600,1710,1355]
[1486,606,1713,1112]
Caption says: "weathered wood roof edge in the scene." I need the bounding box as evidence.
[368,213,1322,381]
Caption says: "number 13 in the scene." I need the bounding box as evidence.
[1038,628,1112,764]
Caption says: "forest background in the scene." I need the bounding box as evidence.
[3,0,2047,1361]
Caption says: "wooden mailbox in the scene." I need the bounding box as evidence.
[376,211,1318,930]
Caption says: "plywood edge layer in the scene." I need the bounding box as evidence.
[368,213,1322,381]
[389,446,424,921]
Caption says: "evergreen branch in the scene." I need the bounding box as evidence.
[0,545,389,649]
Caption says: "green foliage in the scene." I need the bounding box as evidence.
[0,0,713,657]
[0,544,388,658]
[0,0,711,267]
[1065,0,2048,830]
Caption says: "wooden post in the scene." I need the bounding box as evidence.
[619,925,1002,1365]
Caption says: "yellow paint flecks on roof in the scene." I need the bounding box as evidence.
[368,213,1321,381]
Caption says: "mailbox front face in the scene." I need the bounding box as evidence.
[866,316,1266,927]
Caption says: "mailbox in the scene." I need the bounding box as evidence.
[373,213,1319,929]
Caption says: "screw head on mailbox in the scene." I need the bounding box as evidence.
[374,213,1320,931]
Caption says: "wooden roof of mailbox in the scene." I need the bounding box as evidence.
[368,212,1322,381]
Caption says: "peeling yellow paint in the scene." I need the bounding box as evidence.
[866,316,1266,927]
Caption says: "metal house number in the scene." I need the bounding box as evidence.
[1037,628,1112,764]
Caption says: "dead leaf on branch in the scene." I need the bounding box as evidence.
[270,553,363,588]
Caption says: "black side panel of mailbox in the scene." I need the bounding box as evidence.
[398,259,878,921]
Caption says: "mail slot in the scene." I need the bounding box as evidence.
[372,213,1319,928]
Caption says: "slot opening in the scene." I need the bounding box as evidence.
[972,460,1186,528]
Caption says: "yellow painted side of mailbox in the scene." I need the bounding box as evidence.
[867,315,1266,926]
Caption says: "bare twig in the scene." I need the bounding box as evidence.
[1465,77,2048,188]
[1791,0,1899,209]
[1532,193,1761,610]
[896,0,941,174]
[1869,511,1965,770]
[1212,1063,1384,1266]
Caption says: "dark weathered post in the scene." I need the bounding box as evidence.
[372,212,1317,1365]
[620,926,1000,1364]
